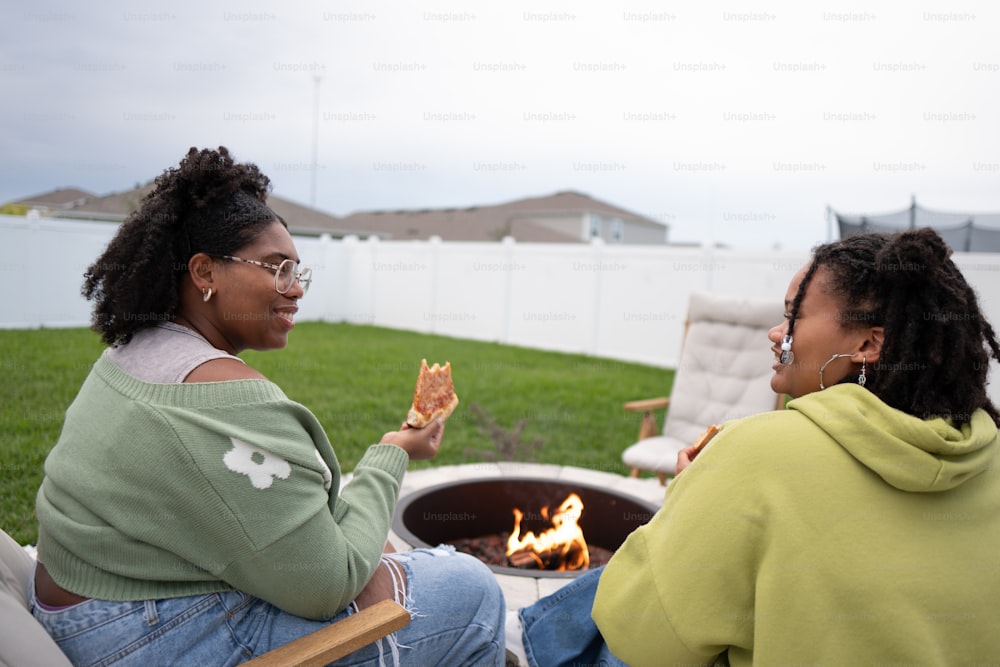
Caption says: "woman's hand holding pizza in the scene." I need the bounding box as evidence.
[380,420,444,460]
[675,424,721,476]
[379,359,456,460]
[675,444,699,476]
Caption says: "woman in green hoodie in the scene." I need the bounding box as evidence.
[521,228,1000,666]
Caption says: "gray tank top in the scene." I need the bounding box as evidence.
[106,321,245,383]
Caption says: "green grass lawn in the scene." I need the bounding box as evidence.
[0,323,673,545]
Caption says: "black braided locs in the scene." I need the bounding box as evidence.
[797,228,1000,426]
[875,230,1000,425]
[82,147,282,346]
[785,261,820,340]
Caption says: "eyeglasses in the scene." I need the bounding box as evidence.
[220,255,312,295]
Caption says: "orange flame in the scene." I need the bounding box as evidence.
[506,493,590,571]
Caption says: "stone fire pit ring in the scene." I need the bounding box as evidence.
[378,462,667,612]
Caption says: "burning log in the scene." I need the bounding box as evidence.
[448,534,615,570]
[508,541,590,570]
[508,550,544,569]
[505,493,590,571]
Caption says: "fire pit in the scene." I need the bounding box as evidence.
[392,477,659,578]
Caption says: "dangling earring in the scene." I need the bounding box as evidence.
[203,287,213,303]
[858,356,867,387]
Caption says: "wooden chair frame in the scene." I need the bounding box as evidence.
[244,599,409,666]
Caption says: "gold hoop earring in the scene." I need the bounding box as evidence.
[203,287,213,303]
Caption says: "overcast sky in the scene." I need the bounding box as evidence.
[3,0,998,250]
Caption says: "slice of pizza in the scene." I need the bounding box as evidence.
[406,359,460,428]
[690,424,720,454]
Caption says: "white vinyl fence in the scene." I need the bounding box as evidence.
[4,213,1000,404]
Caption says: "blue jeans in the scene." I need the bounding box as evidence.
[32,547,505,667]
[519,567,626,667]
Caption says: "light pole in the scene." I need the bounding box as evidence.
[310,75,322,208]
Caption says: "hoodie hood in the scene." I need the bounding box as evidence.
[789,384,998,492]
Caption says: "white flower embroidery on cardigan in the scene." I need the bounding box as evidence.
[223,438,292,489]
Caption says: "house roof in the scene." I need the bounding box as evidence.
[5,186,666,243]
[13,187,97,211]
[338,190,665,242]
[5,184,349,234]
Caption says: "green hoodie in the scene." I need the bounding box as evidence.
[593,384,1000,666]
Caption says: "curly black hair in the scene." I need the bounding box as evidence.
[83,147,284,346]
[786,227,1000,425]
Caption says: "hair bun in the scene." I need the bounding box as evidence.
[162,147,270,215]
[875,227,952,287]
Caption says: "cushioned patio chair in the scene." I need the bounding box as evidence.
[1,528,408,667]
[622,290,785,484]
[0,529,71,667]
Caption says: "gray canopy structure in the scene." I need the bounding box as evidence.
[833,197,1000,253]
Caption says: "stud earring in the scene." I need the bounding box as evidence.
[203,287,213,303]
[858,356,867,387]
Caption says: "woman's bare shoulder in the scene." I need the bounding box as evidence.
[183,358,268,383]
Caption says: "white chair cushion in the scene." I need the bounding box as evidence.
[621,434,689,474]
[623,291,782,476]
[0,530,73,666]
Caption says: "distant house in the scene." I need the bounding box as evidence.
[4,187,99,216]
[3,185,353,237]
[337,190,668,244]
[4,186,669,244]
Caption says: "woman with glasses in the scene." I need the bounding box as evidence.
[30,147,506,666]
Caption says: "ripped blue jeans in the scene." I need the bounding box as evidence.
[32,547,506,667]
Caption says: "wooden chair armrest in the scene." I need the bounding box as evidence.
[623,397,670,412]
[624,397,671,443]
[244,599,410,667]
